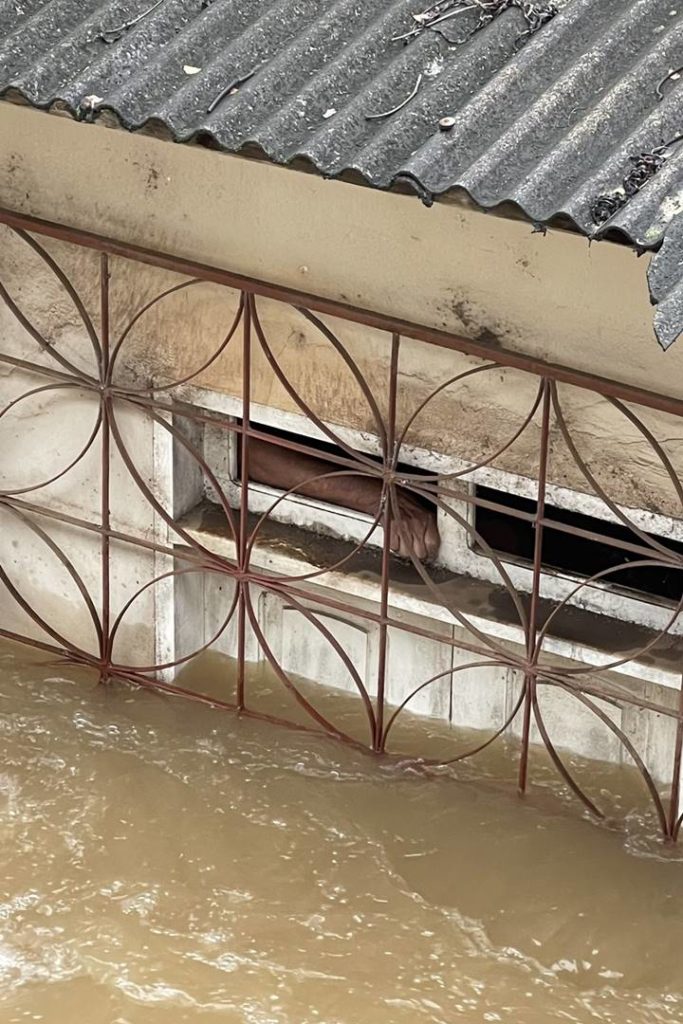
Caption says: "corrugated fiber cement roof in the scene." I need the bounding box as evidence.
[1,0,683,348]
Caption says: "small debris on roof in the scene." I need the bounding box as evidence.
[366,73,423,121]
[207,61,266,115]
[77,94,103,121]
[656,65,683,100]
[424,55,445,77]
[98,0,165,43]
[591,134,683,227]
[515,0,559,31]
[393,0,558,45]
[393,3,472,41]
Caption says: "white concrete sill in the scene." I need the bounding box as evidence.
[174,501,683,694]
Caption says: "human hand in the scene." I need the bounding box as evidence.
[389,490,440,563]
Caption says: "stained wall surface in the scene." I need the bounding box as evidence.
[1,104,682,519]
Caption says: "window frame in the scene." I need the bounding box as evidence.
[168,385,683,638]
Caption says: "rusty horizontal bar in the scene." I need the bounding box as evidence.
[2,205,683,418]
[4,370,681,570]
[4,480,679,654]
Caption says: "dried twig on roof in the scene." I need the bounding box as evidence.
[591,134,683,227]
[657,65,683,101]
[207,62,266,114]
[394,0,558,45]
[99,0,166,43]
[365,73,424,120]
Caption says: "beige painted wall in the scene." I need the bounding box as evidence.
[1,103,682,520]
[0,102,674,389]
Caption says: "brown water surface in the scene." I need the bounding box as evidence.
[1,642,683,1023]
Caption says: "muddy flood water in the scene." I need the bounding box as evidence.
[2,642,683,1023]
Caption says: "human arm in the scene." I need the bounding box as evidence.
[247,438,439,562]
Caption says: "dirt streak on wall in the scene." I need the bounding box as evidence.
[1,224,681,521]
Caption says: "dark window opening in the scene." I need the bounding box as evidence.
[474,485,683,604]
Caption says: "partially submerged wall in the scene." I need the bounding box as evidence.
[2,103,683,807]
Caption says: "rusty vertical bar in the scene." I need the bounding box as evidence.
[518,378,551,794]
[236,291,252,711]
[668,673,683,840]
[100,253,111,683]
[375,333,400,752]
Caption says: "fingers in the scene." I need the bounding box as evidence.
[412,519,428,561]
[389,521,408,558]
[390,516,416,559]
[425,515,440,560]
[389,499,439,563]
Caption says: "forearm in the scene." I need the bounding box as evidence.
[247,436,439,561]
[247,437,382,516]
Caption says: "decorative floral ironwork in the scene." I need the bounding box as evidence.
[1,209,683,841]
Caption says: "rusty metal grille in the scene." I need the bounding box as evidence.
[1,207,683,841]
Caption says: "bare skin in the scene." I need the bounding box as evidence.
[248,438,440,562]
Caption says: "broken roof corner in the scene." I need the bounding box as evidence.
[650,214,683,352]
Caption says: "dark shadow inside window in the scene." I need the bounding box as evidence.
[474,485,683,604]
